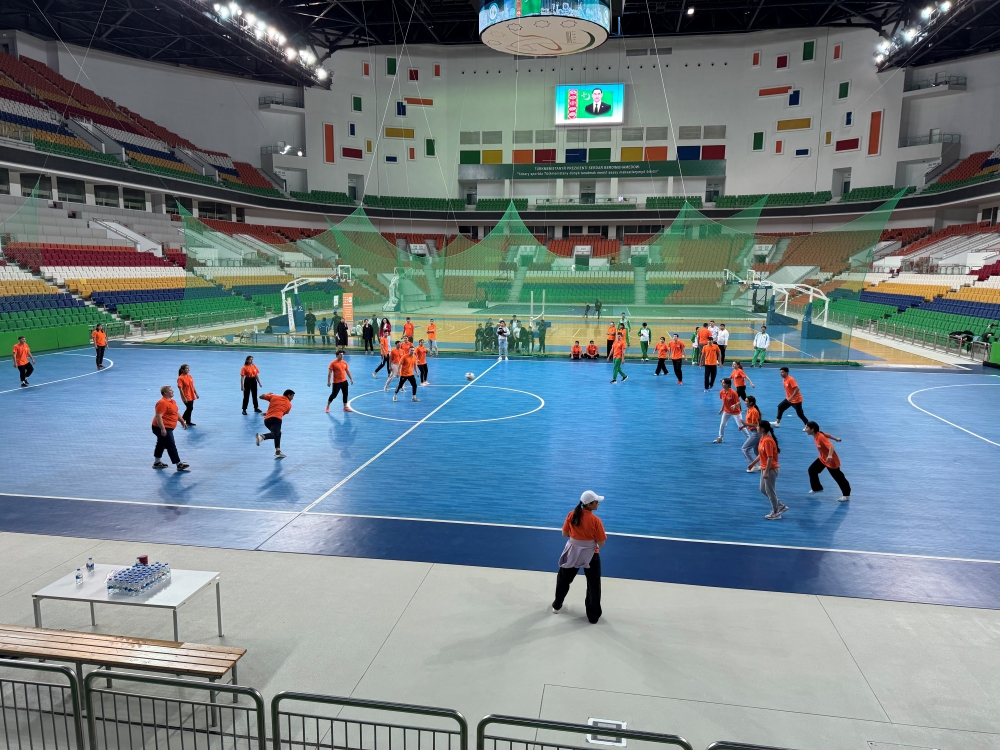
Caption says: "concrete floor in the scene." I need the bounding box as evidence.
[2,532,999,750]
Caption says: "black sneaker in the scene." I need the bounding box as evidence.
[254,409,263,413]
[621,375,628,382]
[176,462,190,471]
[187,422,196,427]
[152,461,168,469]
[242,410,247,415]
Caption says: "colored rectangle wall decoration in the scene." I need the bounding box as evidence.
[459,150,481,164]
[752,132,765,151]
[833,43,842,60]
[385,127,415,139]
[759,86,793,97]
[794,148,810,157]
[676,145,701,160]
[835,138,860,152]
[482,149,503,164]
[777,118,812,131]
[565,148,587,163]
[323,123,334,163]
[644,146,669,161]
[867,110,883,156]
[588,148,612,162]
[404,97,434,106]
[701,145,726,160]
[621,146,643,161]
[776,55,789,68]
[512,149,534,164]
[341,146,363,159]
[752,51,761,66]
[534,149,557,164]
[775,140,783,154]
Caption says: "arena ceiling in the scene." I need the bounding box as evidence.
[2,0,999,85]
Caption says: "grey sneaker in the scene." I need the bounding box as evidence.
[274,451,286,459]
[255,433,263,446]
[393,394,398,402]
[778,504,789,513]
[764,511,783,520]
[838,496,850,502]
[412,396,420,402]
[713,437,723,443]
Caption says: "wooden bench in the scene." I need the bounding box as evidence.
[0,623,245,700]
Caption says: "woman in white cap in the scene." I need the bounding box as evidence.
[552,490,607,624]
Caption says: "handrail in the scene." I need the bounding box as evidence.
[706,742,799,750]
[477,714,693,750]
[272,692,469,750]
[898,133,961,147]
[0,656,85,749]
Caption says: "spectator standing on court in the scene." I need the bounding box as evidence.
[361,319,374,353]
[606,323,617,359]
[326,350,354,413]
[336,317,349,347]
[716,323,730,364]
[177,364,199,426]
[806,422,851,501]
[583,302,591,320]
[552,490,606,624]
[758,421,787,519]
[536,317,547,353]
[318,317,331,346]
[700,337,721,391]
[638,323,652,361]
[775,367,809,429]
[484,320,496,352]
[379,317,392,343]
[426,319,439,356]
[12,336,34,387]
[475,324,485,352]
[152,385,189,471]
[305,311,317,342]
[595,299,603,321]
[708,320,719,342]
[240,355,262,414]
[522,324,534,354]
[751,325,770,367]
[255,389,295,458]
[619,312,632,345]
[91,324,108,370]
[496,319,510,360]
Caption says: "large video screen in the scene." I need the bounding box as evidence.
[479,0,611,35]
[555,83,624,126]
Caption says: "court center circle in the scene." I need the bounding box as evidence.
[346,384,545,424]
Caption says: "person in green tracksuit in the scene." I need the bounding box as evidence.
[610,333,628,383]
[691,327,700,364]
[619,312,632,345]
[638,322,651,361]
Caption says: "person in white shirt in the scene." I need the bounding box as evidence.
[751,325,770,367]
[496,320,509,360]
[638,322,652,361]
[716,323,730,364]
[708,320,719,341]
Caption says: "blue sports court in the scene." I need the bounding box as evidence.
[3,344,999,609]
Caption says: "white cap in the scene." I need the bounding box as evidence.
[580,490,604,505]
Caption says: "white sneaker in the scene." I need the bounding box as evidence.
[773,421,781,428]
[808,489,823,494]
[255,433,263,446]
[764,511,783,520]
[838,496,850,502]
[412,396,420,402]
[713,437,723,443]
[746,467,755,473]
[551,606,561,614]
[274,451,286,459]
[372,372,378,378]
[392,394,398,402]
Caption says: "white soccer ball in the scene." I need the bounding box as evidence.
[465,372,475,381]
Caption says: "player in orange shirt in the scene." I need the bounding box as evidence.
[653,336,670,376]
[240,355,262,414]
[740,395,762,470]
[584,340,599,359]
[775,366,809,429]
[326,350,354,412]
[605,323,616,360]
[91,324,108,369]
[571,341,582,360]
[806,421,851,501]
[552,489,606,624]
[393,348,420,402]
[415,339,430,384]
[668,333,685,384]
[757,421,787,519]
[152,385,189,471]
[255,389,295,458]
[384,341,404,392]
[12,336,35,387]
[177,364,199,426]
[403,317,415,340]
[401,336,413,356]
[373,334,391,379]
[730,360,755,401]
[713,378,743,443]
[610,334,628,383]
[426,319,438,357]
[699,338,721,391]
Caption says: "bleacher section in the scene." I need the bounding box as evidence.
[645,197,703,209]
[477,199,528,211]
[893,221,1000,257]
[778,232,876,274]
[382,233,447,249]
[923,146,1000,193]
[364,195,465,211]
[519,271,633,305]
[0,262,117,336]
[880,226,932,248]
[715,192,831,208]
[547,236,619,257]
[841,185,915,202]
[290,190,355,206]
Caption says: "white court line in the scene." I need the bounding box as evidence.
[299,358,504,514]
[0,491,298,514]
[907,382,1000,448]
[346,383,544,424]
[0,358,113,395]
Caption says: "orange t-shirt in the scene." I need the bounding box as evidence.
[783,375,803,403]
[697,328,712,346]
[655,342,669,359]
[12,343,31,366]
[720,389,742,414]
[389,348,403,364]
[91,330,107,347]
[152,397,179,429]
[426,323,437,340]
[606,326,616,341]
[177,374,196,401]
[403,322,414,338]
[731,367,747,387]
[814,432,841,469]
[586,344,598,356]
[702,343,720,366]
[401,340,413,355]
[571,344,582,357]
[668,339,685,359]
[328,360,348,383]
[745,406,760,429]
[399,353,416,378]
[562,509,608,546]
[262,394,293,420]
[415,346,428,365]
[380,336,390,355]
[612,339,626,359]
[758,435,780,469]
[240,364,259,379]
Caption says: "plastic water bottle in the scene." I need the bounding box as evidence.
[86,557,95,572]
[75,568,83,585]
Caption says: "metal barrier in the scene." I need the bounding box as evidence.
[84,671,266,750]
[477,715,692,750]
[271,693,468,750]
[705,743,797,750]
[0,657,85,750]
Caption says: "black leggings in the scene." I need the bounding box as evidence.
[672,358,683,382]
[364,337,374,352]
[242,380,259,411]
[18,363,34,382]
[809,459,851,497]
[261,416,282,450]
[777,399,808,425]
[328,381,349,405]
[95,346,106,367]
[418,364,428,383]
[606,340,613,358]
[736,384,747,401]
[182,400,194,423]
[704,364,717,389]
[655,358,668,375]
[553,553,602,624]
[395,375,418,395]
[151,425,180,464]
[374,355,390,374]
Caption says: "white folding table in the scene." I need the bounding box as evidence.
[32,563,223,642]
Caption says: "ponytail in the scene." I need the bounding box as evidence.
[570,502,584,526]
[759,420,780,452]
